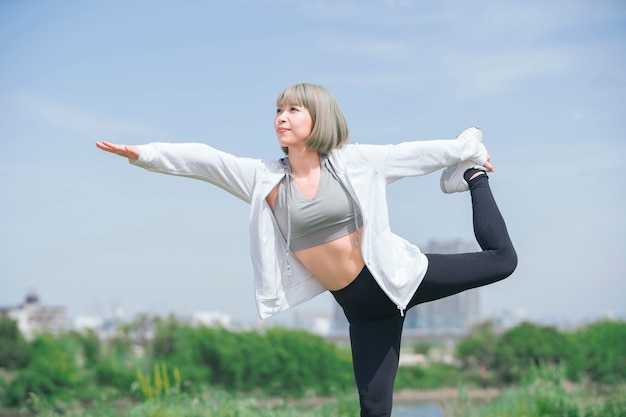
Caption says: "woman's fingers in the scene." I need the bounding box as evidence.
[484,154,495,172]
[96,141,139,162]
[96,141,123,154]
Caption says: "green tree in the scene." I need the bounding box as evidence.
[455,320,498,386]
[4,333,81,406]
[151,315,179,358]
[185,326,352,396]
[395,362,463,390]
[111,312,155,354]
[265,327,353,396]
[149,319,211,387]
[568,320,626,384]
[93,352,140,393]
[0,317,29,369]
[492,322,569,383]
[29,333,81,387]
[411,341,434,356]
[68,329,101,368]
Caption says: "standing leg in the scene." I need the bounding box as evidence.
[349,317,404,417]
[331,267,406,417]
[410,172,517,306]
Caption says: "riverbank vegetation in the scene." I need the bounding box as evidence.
[450,364,626,417]
[0,315,624,416]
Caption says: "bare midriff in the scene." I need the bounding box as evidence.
[267,185,364,291]
[293,227,365,291]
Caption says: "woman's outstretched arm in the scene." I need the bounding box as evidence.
[96,141,265,203]
[96,141,140,163]
[352,128,492,183]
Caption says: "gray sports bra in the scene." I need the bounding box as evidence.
[274,159,362,251]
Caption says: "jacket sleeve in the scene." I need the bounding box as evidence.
[133,142,262,203]
[353,134,487,183]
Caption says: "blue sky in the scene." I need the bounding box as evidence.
[1,0,625,326]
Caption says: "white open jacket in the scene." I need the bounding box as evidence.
[134,129,487,319]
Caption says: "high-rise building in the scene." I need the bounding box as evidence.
[404,240,481,340]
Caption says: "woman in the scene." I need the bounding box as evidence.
[96,82,517,417]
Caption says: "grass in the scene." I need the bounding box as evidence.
[8,365,626,417]
[16,390,361,417]
[449,365,626,417]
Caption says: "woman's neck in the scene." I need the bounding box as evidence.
[287,147,321,178]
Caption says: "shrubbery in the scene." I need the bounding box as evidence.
[0,315,625,410]
[396,362,464,390]
[455,319,626,387]
[0,316,355,407]
[93,354,141,393]
[491,321,568,383]
[150,322,353,396]
[0,317,29,369]
[452,364,626,417]
[3,333,82,406]
[567,320,626,384]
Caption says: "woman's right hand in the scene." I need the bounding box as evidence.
[96,141,140,163]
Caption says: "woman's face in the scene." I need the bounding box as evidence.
[274,102,313,150]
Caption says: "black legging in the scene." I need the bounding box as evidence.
[331,174,517,417]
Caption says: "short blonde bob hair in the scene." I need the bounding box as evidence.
[276,83,350,155]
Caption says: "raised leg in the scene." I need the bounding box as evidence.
[409,173,517,306]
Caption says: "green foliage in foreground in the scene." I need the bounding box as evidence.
[3,333,82,406]
[452,365,626,417]
[2,316,625,411]
[567,319,626,384]
[0,317,30,369]
[456,319,626,386]
[15,366,626,417]
[396,362,464,390]
[0,318,354,407]
[21,390,361,417]
[148,320,354,397]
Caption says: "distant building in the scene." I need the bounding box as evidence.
[493,307,529,331]
[192,311,232,328]
[329,239,481,342]
[0,294,67,339]
[73,315,106,331]
[292,311,333,336]
[405,240,481,340]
